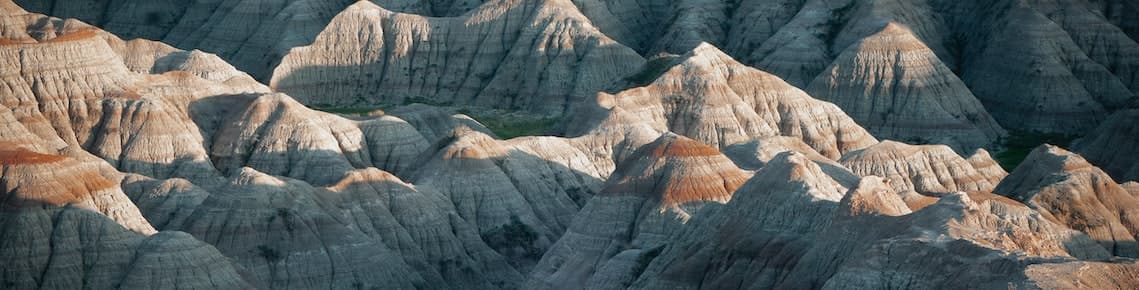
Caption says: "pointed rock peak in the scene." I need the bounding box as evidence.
[687,42,732,59]
[1012,145,1095,176]
[640,132,722,158]
[330,168,408,190]
[742,151,857,202]
[967,148,1009,182]
[432,126,508,160]
[345,0,384,12]
[603,133,751,210]
[231,167,288,187]
[839,176,912,217]
[860,22,929,51]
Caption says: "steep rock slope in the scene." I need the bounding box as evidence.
[839,141,1005,197]
[996,145,1139,257]
[0,207,255,289]
[0,6,537,288]
[622,175,1114,289]
[1072,109,1139,182]
[527,133,752,289]
[406,127,609,271]
[270,0,645,114]
[572,0,1139,135]
[0,143,155,234]
[15,0,358,79]
[569,43,877,159]
[807,23,1005,151]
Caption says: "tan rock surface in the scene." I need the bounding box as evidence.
[996,145,1139,257]
[527,133,752,289]
[840,140,1003,196]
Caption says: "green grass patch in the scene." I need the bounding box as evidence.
[472,113,560,139]
[994,131,1077,171]
[312,106,388,116]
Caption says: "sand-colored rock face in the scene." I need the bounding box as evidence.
[808,23,1005,151]
[572,43,877,159]
[270,0,645,114]
[601,133,751,217]
[840,141,1004,196]
[1072,109,1139,182]
[996,145,1139,257]
[0,142,155,234]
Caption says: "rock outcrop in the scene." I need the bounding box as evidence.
[839,141,1004,196]
[1072,109,1139,182]
[270,0,645,114]
[591,158,1113,290]
[527,133,752,289]
[807,23,1005,151]
[0,207,255,289]
[569,43,877,159]
[995,145,1139,257]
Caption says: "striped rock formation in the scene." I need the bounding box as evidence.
[528,133,751,289]
[996,145,1139,257]
[270,0,644,114]
[569,43,877,159]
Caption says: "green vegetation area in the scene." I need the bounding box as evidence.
[461,109,560,139]
[313,97,561,139]
[312,106,388,116]
[993,131,1077,171]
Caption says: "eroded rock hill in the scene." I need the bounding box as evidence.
[270,0,645,114]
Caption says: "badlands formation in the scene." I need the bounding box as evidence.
[1,0,1139,289]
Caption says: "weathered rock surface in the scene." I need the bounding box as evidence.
[808,23,1005,151]
[621,176,1112,289]
[527,133,752,289]
[407,127,608,271]
[569,43,877,159]
[0,207,255,289]
[0,143,155,234]
[1072,109,1139,182]
[270,0,645,114]
[840,141,1004,196]
[996,145,1139,257]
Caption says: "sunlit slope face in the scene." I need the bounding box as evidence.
[4,0,1139,289]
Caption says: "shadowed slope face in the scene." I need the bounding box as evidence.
[1072,109,1139,182]
[996,145,1139,257]
[572,43,877,159]
[270,0,645,114]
